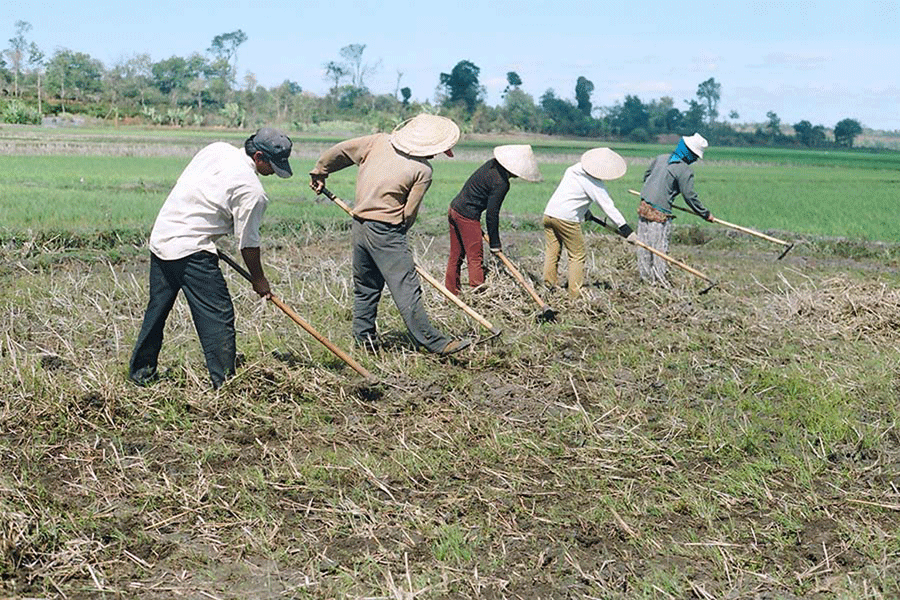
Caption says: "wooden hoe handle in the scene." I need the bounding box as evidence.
[217,250,375,381]
[587,214,716,287]
[482,234,551,311]
[628,188,793,251]
[318,187,500,336]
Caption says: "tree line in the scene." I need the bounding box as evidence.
[0,21,866,148]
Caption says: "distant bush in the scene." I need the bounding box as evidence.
[2,100,42,125]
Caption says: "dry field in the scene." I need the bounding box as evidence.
[1,127,900,599]
[2,223,900,599]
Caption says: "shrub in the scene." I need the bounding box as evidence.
[2,100,42,125]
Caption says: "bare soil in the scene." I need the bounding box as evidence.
[2,226,900,599]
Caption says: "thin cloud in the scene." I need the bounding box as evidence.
[752,52,830,70]
[690,54,722,72]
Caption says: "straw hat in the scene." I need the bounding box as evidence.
[580,148,627,180]
[493,144,542,182]
[683,133,708,159]
[390,114,461,157]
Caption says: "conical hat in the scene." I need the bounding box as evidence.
[493,144,542,182]
[580,148,627,180]
[390,114,460,157]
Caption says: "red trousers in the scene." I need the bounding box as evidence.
[445,208,485,295]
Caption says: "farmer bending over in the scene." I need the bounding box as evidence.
[129,128,293,389]
[445,145,542,295]
[637,133,713,286]
[309,114,471,355]
[542,148,635,299]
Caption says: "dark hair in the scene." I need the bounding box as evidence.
[244,135,259,157]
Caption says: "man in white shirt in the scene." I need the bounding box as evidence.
[542,148,635,298]
[130,127,293,389]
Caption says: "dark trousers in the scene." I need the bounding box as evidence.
[445,208,485,295]
[351,219,451,353]
[129,251,236,388]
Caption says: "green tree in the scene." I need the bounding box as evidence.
[339,43,379,90]
[575,76,594,117]
[439,60,484,114]
[502,71,522,98]
[834,118,863,147]
[665,107,683,132]
[793,120,826,147]
[151,55,205,107]
[608,94,648,135]
[27,40,45,114]
[46,48,103,112]
[6,20,32,97]
[502,87,539,131]
[643,96,675,132]
[207,30,247,91]
[400,86,411,107]
[540,89,596,136]
[323,60,348,92]
[681,100,706,133]
[765,110,781,139]
[273,79,302,120]
[696,77,721,122]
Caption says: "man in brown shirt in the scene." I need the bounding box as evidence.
[310,114,471,355]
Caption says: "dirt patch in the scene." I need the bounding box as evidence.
[2,229,900,599]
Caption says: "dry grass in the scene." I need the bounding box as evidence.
[2,228,900,599]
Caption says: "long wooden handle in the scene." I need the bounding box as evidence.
[413,261,501,335]
[588,214,715,284]
[218,250,375,381]
[319,187,500,335]
[483,235,550,310]
[630,237,714,283]
[320,187,355,215]
[629,188,791,247]
[708,216,791,246]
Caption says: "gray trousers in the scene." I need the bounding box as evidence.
[352,219,451,353]
[637,218,673,285]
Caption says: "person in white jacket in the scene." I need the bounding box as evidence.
[542,148,635,298]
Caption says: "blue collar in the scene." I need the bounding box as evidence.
[668,139,698,164]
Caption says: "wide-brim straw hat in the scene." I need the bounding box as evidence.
[493,144,542,182]
[683,133,708,159]
[390,114,461,157]
[580,148,627,180]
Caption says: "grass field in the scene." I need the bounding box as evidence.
[1,125,900,599]
[3,125,900,242]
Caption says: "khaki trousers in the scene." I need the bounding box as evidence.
[542,215,586,298]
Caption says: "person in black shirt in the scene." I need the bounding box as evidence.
[444,145,541,294]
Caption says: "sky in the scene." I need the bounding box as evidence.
[3,0,900,131]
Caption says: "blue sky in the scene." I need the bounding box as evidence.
[4,0,899,130]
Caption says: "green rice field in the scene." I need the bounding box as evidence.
[1,126,898,243]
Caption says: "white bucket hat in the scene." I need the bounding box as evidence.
[683,133,708,159]
[390,114,461,157]
[580,148,627,180]
[493,144,542,182]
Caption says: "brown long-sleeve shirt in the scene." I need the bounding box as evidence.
[310,133,433,228]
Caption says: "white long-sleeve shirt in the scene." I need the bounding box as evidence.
[542,162,627,227]
[149,142,268,260]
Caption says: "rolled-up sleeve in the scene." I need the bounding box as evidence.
[233,188,269,249]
